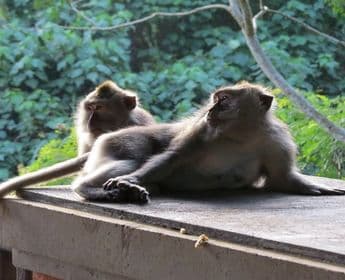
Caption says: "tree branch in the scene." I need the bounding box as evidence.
[253,6,268,29]
[253,5,345,48]
[234,0,345,142]
[61,4,231,31]
[68,0,98,26]
[228,0,244,28]
[259,0,264,10]
[61,1,345,141]
[238,0,255,36]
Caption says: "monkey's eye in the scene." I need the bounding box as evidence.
[86,104,104,111]
[219,95,228,101]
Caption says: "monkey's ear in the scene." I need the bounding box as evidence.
[124,95,137,110]
[259,93,273,111]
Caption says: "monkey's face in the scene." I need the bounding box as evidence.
[207,84,273,132]
[83,81,137,134]
[207,90,240,128]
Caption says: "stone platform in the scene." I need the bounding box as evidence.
[1,176,345,279]
[17,176,345,265]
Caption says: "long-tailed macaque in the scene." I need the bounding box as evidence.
[0,81,155,197]
[71,82,345,203]
[76,80,155,155]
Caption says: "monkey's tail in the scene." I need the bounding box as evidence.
[0,153,89,198]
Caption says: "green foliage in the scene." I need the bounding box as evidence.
[19,129,77,185]
[325,0,345,17]
[1,0,344,181]
[0,89,70,181]
[275,90,345,179]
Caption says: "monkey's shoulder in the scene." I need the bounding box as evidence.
[261,119,297,154]
[130,106,156,125]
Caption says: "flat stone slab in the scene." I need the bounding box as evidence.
[16,176,345,266]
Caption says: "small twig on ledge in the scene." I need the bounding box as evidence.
[60,4,231,31]
[68,0,98,26]
[265,8,345,48]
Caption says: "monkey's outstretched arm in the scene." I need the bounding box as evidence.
[0,153,88,198]
[103,144,185,193]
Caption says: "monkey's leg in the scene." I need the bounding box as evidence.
[72,159,149,203]
[264,156,345,195]
[268,171,345,195]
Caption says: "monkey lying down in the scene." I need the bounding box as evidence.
[70,81,344,203]
[0,80,155,197]
[1,82,344,202]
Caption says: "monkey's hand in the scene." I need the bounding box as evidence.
[103,175,139,189]
[103,176,149,204]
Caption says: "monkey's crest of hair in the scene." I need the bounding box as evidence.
[213,81,276,112]
[95,80,119,99]
[213,80,270,95]
[95,80,138,101]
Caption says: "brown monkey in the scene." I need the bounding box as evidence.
[0,81,155,197]
[71,81,344,203]
[76,80,155,155]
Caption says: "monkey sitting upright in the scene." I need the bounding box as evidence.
[0,80,155,197]
[76,80,155,155]
[71,82,344,203]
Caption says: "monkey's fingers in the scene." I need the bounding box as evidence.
[103,178,117,190]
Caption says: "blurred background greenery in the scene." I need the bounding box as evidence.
[0,0,344,183]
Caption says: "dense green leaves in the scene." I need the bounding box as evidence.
[0,89,70,179]
[0,0,344,182]
[275,91,345,178]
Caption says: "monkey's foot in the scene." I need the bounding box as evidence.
[274,183,345,196]
[296,184,345,196]
[103,177,149,204]
[103,189,126,202]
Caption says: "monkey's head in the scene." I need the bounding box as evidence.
[207,81,273,133]
[82,80,138,135]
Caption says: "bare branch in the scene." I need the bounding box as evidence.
[238,0,255,35]
[228,0,244,27]
[61,1,345,141]
[253,5,268,28]
[253,7,267,21]
[232,0,345,142]
[60,4,231,31]
[265,8,345,48]
[68,0,98,26]
[259,0,263,10]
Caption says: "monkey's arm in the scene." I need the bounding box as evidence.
[77,138,92,156]
[0,153,88,198]
[103,146,185,191]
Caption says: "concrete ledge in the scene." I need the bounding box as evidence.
[14,177,345,266]
[1,199,345,280]
[13,250,125,280]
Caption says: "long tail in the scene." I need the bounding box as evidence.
[0,153,89,198]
